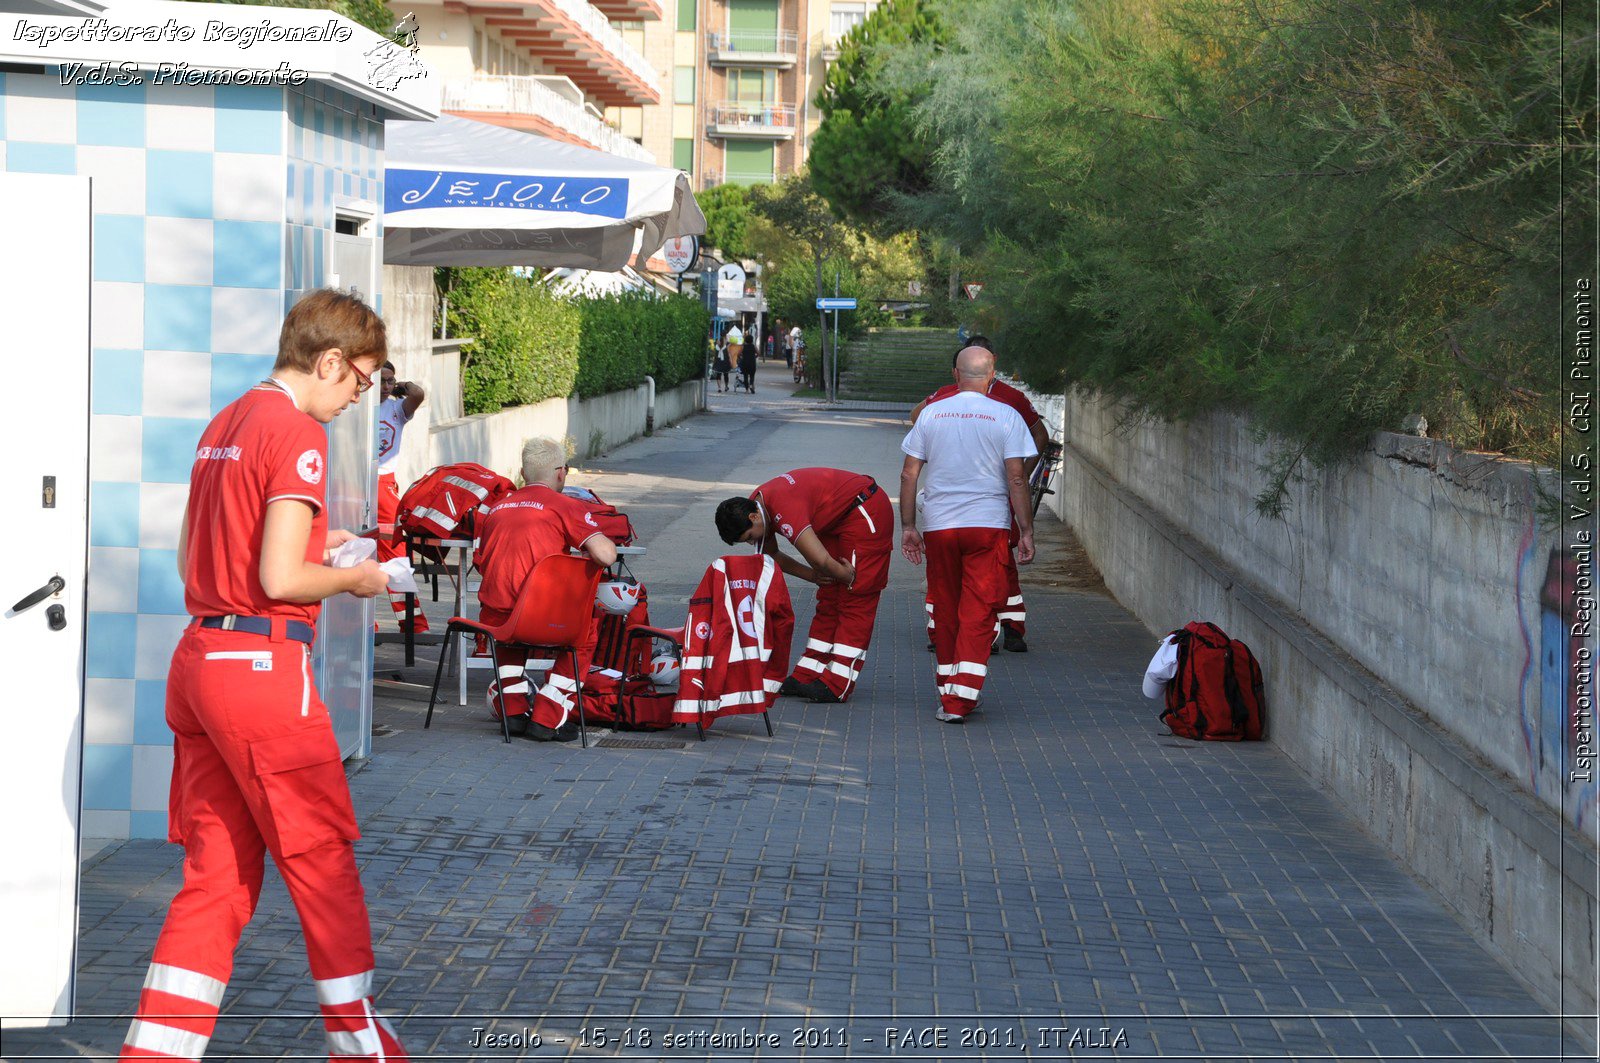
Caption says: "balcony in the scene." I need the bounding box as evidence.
[441,75,656,162]
[463,0,661,107]
[706,30,799,68]
[706,101,796,140]
[589,0,662,21]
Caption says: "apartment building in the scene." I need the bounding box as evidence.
[668,0,879,188]
[397,0,665,163]
[393,0,879,186]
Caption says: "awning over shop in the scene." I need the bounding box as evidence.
[383,114,705,272]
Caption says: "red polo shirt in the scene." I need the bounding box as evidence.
[752,467,875,543]
[475,484,604,614]
[183,382,329,626]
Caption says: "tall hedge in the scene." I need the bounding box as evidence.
[573,291,710,398]
[448,269,711,413]
[450,268,580,415]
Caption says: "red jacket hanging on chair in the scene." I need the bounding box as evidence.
[674,554,794,727]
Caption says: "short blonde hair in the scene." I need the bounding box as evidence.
[521,436,567,485]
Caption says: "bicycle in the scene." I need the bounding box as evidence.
[1028,437,1064,517]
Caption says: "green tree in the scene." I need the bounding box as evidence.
[809,0,946,231]
[697,183,756,261]
[889,0,1591,512]
[765,254,886,340]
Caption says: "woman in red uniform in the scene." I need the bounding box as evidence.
[120,291,407,1062]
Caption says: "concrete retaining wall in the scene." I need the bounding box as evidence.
[1035,385,1597,1020]
[429,379,703,481]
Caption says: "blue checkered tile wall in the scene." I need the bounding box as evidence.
[3,71,387,837]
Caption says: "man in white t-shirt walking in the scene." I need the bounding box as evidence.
[899,346,1038,722]
[377,361,426,632]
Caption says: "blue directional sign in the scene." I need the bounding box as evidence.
[815,297,858,310]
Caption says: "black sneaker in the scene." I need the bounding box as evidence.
[778,676,805,697]
[505,713,531,737]
[527,721,579,743]
[1002,630,1028,653]
[796,679,841,704]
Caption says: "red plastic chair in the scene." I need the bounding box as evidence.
[426,553,604,746]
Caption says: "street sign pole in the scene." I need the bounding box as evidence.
[813,297,858,404]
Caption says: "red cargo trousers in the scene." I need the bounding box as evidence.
[927,517,1025,642]
[789,488,894,701]
[376,472,427,633]
[924,527,1011,718]
[120,625,406,1062]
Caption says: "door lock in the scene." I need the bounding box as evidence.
[46,604,66,631]
[11,576,65,614]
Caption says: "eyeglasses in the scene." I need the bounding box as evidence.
[345,358,375,395]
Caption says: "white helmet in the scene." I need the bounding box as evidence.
[595,579,641,616]
[647,652,680,688]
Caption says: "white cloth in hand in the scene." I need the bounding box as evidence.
[329,537,377,568]
[380,557,418,594]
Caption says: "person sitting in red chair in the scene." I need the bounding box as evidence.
[474,437,617,741]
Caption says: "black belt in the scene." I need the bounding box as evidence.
[197,615,315,644]
[855,483,879,504]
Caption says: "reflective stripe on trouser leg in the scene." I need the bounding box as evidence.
[792,636,831,682]
[385,592,428,632]
[816,586,882,701]
[531,620,597,730]
[795,583,843,683]
[924,530,963,712]
[120,964,227,1061]
[490,644,532,718]
[318,971,410,1061]
[999,543,1025,635]
[277,840,401,1060]
[533,670,580,730]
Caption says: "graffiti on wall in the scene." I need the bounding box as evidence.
[1523,544,1599,828]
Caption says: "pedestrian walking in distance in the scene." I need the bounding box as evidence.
[121,290,409,1061]
[899,345,1037,722]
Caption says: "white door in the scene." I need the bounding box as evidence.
[0,173,91,1027]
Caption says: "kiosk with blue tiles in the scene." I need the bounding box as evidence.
[0,0,435,1026]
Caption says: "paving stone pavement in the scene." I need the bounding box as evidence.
[4,375,1590,1062]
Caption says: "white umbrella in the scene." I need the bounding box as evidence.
[383,114,704,271]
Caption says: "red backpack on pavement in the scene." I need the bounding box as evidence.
[1160,621,1266,741]
[397,463,514,546]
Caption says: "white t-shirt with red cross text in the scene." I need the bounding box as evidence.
[900,390,1037,532]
